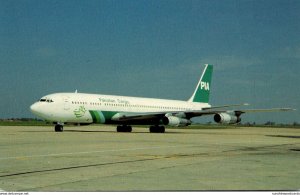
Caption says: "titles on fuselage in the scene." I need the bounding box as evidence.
[98,97,130,104]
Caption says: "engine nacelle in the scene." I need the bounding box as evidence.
[214,113,241,124]
[162,116,191,127]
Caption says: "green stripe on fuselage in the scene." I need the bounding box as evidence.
[89,110,118,124]
[102,111,118,120]
[89,110,100,123]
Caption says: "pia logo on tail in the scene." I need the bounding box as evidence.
[200,81,210,91]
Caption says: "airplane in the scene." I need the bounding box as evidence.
[30,64,293,133]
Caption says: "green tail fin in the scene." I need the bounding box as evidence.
[188,64,213,103]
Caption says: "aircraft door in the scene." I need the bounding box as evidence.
[62,96,70,110]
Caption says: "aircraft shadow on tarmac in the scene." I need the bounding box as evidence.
[22,129,115,133]
[64,129,189,134]
[52,129,227,135]
[22,129,239,135]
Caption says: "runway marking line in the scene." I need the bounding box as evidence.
[0,145,190,161]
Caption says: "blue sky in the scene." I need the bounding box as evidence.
[0,0,299,124]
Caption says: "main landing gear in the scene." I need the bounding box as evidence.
[54,124,63,132]
[149,125,165,133]
[116,125,166,133]
[117,125,132,132]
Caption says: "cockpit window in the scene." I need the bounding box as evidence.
[40,98,54,103]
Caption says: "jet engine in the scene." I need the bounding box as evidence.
[162,116,191,127]
[213,113,241,124]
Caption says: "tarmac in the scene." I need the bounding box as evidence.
[0,125,299,191]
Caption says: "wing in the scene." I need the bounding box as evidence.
[111,112,165,121]
[186,107,294,118]
[111,103,250,122]
[111,107,294,123]
[202,103,249,110]
[235,108,294,113]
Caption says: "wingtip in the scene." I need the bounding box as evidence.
[282,108,296,111]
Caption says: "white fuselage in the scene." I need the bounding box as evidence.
[30,92,210,124]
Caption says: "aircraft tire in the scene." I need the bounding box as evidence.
[126,126,132,132]
[117,125,122,132]
[117,125,132,132]
[149,126,165,133]
[149,126,155,133]
[159,126,165,133]
[55,124,63,132]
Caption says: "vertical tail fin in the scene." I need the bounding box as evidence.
[188,64,213,103]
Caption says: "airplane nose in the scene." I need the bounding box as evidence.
[30,103,39,114]
[30,103,36,112]
[30,102,46,119]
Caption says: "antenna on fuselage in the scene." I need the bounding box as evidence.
[75,89,78,93]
